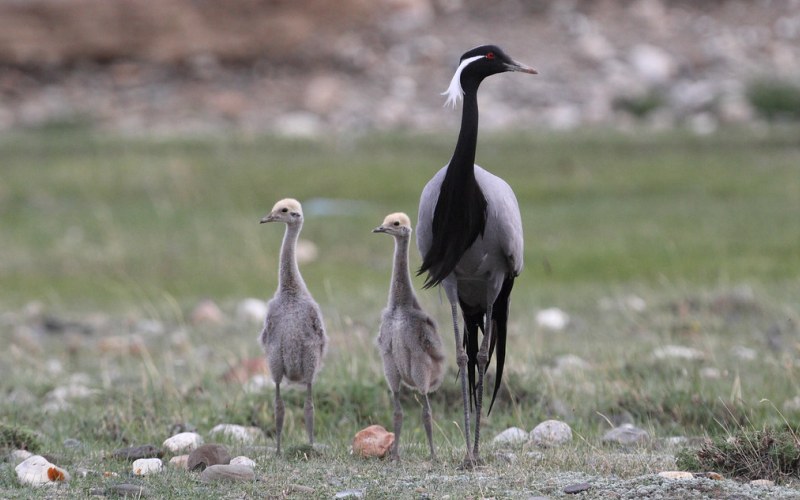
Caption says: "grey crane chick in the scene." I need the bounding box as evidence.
[373,212,445,461]
[258,198,328,454]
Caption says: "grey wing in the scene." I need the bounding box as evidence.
[410,309,445,362]
[477,166,524,276]
[258,299,278,351]
[308,302,329,356]
[416,166,448,260]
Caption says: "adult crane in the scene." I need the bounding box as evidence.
[416,44,536,468]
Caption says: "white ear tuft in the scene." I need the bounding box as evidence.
[441,55,484,108]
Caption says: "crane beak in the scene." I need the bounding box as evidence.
[260,214,276,224]
[505,60,538,74]
[372,226,387,233]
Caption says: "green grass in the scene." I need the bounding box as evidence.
[1,127,800,496]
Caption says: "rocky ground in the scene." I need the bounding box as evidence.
[1,0,799,137]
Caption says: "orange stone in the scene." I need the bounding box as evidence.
[352,425,395,459]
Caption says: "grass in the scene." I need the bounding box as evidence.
[1,126,800,496]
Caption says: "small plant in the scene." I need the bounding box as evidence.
[0,422,43,452]
[676,427,800,483]
[613,91,664,119]
[746,79,800,120]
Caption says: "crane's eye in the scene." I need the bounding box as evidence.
[393,221,400,226]
[281,208,288,213]
[486,52,495,60]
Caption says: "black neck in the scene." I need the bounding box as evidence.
[419,84,488,288]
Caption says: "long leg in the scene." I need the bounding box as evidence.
[422,393,436,461]
[304,382,315,446]
[451,301,474,467]
[275,381,285,454]
[390,390,403,461]
[472,302,493,462]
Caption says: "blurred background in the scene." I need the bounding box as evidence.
[1,0,800,137]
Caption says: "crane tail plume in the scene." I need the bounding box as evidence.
[487,277,514,414]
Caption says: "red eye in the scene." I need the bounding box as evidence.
[486,52,495,59]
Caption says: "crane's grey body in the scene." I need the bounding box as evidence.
[415,45,535,468]
[258,198,328,454]
[417,165,523,299]
[375,213,445,461]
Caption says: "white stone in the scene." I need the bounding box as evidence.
[274,112,323,139]
[535,308,570,331]
[163,432,203,453]
[530,419,573,447]
[602,423,649,445]
[229,456,256,468]
[235,298,268,324]
[492,427,528,446]
[15,455,70,486]
[652,345,705,361]
[700,367,722,379]
[628,44,675,84]
[553,354,592,374]
[209,424,265,444]
[750,479,775,487]
[731,345,757,361]
[658,471,694,480]
[169,455,189,469]
[132,458,163,476]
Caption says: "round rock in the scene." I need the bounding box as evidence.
[209,424,264,444]
[602,424,649,446]
[199,464,256,483]
[492,427,528,446]
[229,456,256,468]
[132,458,163,476]
[15,455,70,486]
[187,444,231,471]
[530,419,573,447]
[162,432,203,453]
[352,425,394,459]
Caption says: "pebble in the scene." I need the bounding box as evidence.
[190,299,224,325]
[750,479,775,487]
[652,345,705,361]
[530,420,573,447]
[162,432,203,453]
[132,458,163,476]
[209,423,264,444]
[335,489,366,499]
[235,298,268,323]
[563,482,591,494]
[658,471,694,480]
[352,425,394,459]
[288,484,315,494]
[15,455,70,485]
[535,308,570,331]
[602,424,650,446]
[229,456,256,468]
[111,444,163,461]
[168,455,189,469]
[187,444,231,471]
[492,427,528,446]
[199,464,256,483]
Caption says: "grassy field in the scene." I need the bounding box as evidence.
[1,126,800,497]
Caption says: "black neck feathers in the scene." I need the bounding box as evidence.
[419,89,487,288]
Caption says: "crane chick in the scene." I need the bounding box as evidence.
[373,212,445,461]
[259,198,328,454]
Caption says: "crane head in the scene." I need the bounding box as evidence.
[372,212,412,237]
[260,198,303,224]
[442,44,537,108]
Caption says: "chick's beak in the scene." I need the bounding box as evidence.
[505,60,538,74]
[372,226,387,233]
[260,214,276,224]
